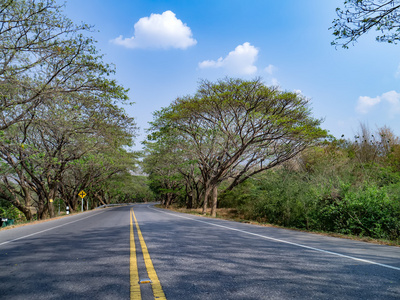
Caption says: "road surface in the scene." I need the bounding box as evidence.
[0,203,399,299]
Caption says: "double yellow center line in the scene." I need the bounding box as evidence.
[130,208,167,300]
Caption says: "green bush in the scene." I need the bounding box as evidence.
[0,199,24,221]
[221,167,400,241]
[233,171,319,229]
[219,180,256,209]
[317,185,400,240]
[215,130,400,242]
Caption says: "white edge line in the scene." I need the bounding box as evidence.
[0,210,107,246]
[148,205,400,272]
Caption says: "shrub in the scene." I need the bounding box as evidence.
[0,199,24,221]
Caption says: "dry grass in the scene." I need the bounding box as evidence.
[5,204,398,247]
[161,205,399,247]
[0,211,87,231]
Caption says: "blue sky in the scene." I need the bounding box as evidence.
[62,0,400,149]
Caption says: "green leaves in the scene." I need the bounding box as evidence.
[0,0,137,220]
[331,0,400,48]
[146,77,326,210]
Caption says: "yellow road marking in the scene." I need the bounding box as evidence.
[130,208,141,299]
[132,209,167,300]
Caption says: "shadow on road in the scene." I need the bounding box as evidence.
[137,213,400,300]
[0,209,130,300]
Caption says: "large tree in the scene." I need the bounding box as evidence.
[0,0,119,130]
[0,0,138,219]
[0,87,136,219]
[331,0,400,48]
[151,78,327,216]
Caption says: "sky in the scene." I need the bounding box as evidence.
[61,0,400,150]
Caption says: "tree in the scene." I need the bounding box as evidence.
[152,78,327,216]
[0,0,138,219]
[0,87,136,219]
[0,0,119,130]
[142,127,195,208]
[144,113,204,208]
[331,0,400,48]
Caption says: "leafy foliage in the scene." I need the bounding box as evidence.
[331,0,400,48]
[219,125,400,241]
[146,78,326,216]
[0,0,138,220]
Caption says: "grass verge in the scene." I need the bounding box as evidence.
[0,210,89,231]
[157,204,400,247]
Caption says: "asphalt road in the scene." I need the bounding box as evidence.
[0,203,399,299]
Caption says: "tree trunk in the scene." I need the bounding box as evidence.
[69,198,77,212]
[196,187,203,209]
[37,200,45,220]
[48,187,57,218]
[165,193,173,208]
[211,185,218,217]
[93,191,107,207]
[202,186,211,215]
[20,204,33,221]
[5,192,33,220]
[66,199,74,212]
[48,202,55,218]
[186,190,193,209]
[0,184,34,221]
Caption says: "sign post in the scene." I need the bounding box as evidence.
[78,190,87,212]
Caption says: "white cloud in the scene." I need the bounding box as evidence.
[293,89,302,95]
[356,91,400,115]
[199,42,258,75]
[270,78,279,86]
[264,64,276,75]
[111,10,197,49]
[356,95,381,114]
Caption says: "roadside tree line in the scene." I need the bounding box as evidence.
[143,78,327,216]
[143,76,400,240]
[0,0,139,220]
[219,124,400,241]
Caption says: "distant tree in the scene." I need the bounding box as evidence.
[331,0,400,48]
[377,125,400,156]
[105,174,155,204]
[142,126,196,208]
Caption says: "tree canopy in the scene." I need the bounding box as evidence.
[0,0,140,220]
[146,78,327,216]
[331,0,400,48]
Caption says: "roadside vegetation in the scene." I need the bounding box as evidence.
[218,125,400,243]
[2,0,399,245]
[0,0,149,223]
[144,78,400,243]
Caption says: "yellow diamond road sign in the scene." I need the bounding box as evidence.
[78,190,86,199]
